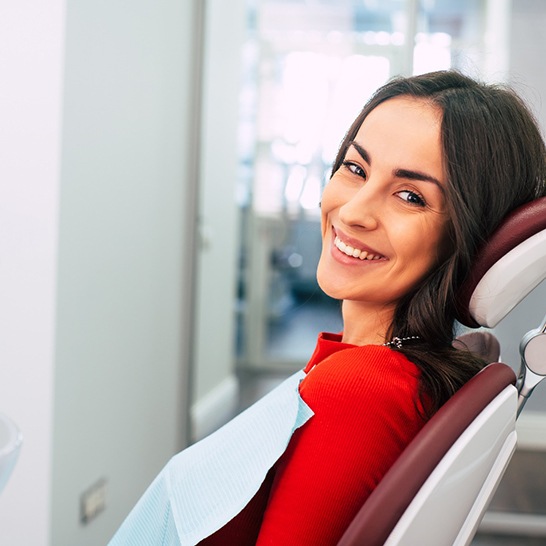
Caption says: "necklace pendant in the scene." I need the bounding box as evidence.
[384,335,420,348]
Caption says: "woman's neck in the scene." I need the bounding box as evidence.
[340,300,395,346]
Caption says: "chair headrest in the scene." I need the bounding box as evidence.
[456,196,546,328]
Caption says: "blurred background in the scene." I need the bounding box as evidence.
[0,0,545,544]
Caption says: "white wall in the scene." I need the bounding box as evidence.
[0,1,199,545]
[509,0,546,135]
[51,1,198,544]
[0,2,65,543]
[191,0,246,440]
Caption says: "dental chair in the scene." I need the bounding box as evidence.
[337,196,546,546]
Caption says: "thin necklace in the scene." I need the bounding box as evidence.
[383,336,420,349]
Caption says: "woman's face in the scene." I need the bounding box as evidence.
[317,96,450,309]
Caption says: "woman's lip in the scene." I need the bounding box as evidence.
[333,227,386,258]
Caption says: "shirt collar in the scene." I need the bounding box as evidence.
[303,332,356,373]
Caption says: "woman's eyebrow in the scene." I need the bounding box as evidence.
[349,140,444,192]
[348,141,370,164]
[395,168,444,192]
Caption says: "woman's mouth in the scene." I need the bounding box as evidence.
[334,236,386,261]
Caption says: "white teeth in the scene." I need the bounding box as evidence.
[334,236,383,261]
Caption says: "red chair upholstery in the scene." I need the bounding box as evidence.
[456,196,546,329]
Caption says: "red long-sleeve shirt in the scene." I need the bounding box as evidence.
[200,333,427,545]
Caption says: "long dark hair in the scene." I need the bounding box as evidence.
[332,71,546,413]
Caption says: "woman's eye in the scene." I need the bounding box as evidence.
[397,190,426,207]
[342,161,366,179]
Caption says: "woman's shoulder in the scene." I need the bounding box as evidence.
[301,344,421,400]
[308,343,420,377]
[299,343,426,427]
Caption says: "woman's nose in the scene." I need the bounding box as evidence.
[338,183,381,230]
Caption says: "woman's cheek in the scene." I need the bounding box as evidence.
[320,182,336,231]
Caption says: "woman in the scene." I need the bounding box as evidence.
[110,71,546,546]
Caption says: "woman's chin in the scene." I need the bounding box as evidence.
[316,270,345,301]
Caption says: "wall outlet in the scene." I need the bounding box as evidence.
[80,478,107,524]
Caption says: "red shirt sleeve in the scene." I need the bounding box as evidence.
[255,345,426,546]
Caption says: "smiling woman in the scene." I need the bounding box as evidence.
[109,71,546,546]
[328,71,546,417]
[317,97,449,346]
